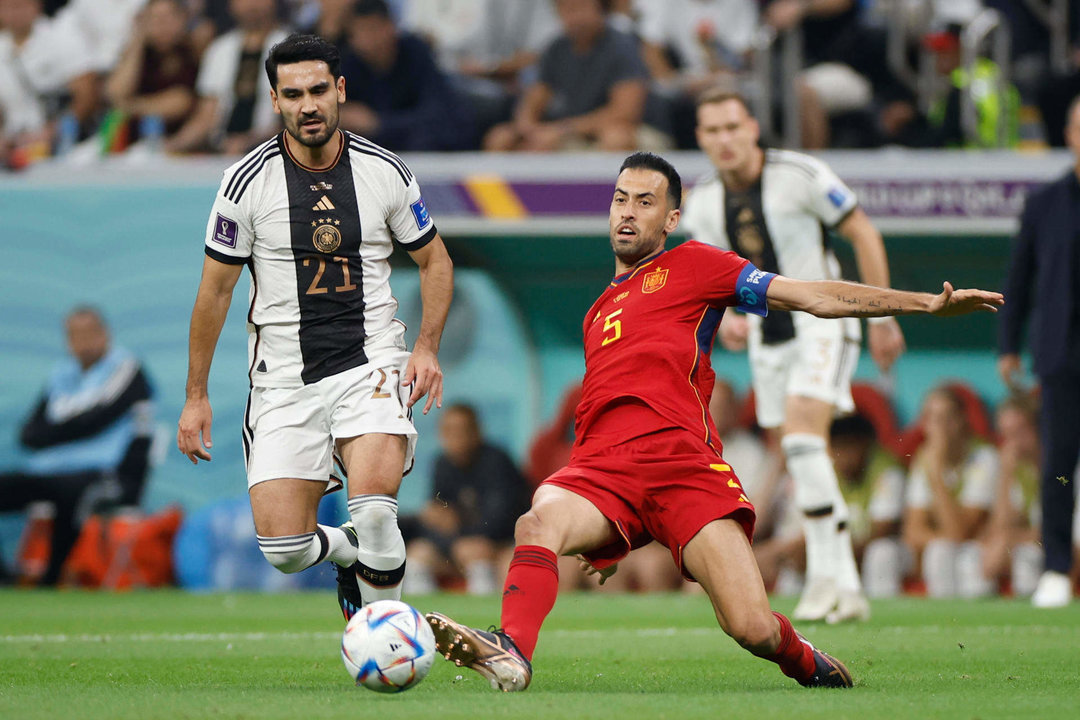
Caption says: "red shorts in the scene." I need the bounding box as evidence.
[543,428,756,581]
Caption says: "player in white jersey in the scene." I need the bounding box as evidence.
[682,90,906,623]
[177,34,454,621]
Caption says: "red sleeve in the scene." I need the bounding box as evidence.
[684,241,750,307]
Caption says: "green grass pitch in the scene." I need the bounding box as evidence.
[2,589,1078,719]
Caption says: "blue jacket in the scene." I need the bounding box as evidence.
[998,170,1080,376]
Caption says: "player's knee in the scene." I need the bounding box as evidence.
[513,510,547,547]
[349,495,402,553]
[726,610,779,654]
[257,531,326,574]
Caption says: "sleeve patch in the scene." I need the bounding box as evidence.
[410,197,431,230]
[735,263,775,317]
[213,214,238,248]
[827,186,850,209]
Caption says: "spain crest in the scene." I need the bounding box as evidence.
[642,266,668,294]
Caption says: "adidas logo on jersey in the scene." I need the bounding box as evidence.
[312,195,336,211]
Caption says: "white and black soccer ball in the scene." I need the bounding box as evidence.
[341,600,437,692]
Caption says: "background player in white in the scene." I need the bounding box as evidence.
[176,34,453,620]
[683,89,906,623]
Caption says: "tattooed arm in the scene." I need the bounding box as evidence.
[764,277,1004,319]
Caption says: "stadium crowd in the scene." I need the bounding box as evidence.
[3,0,1080,168]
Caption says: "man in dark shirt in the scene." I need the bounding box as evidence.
[0,307,154,586]
[337,0,474,151]
[999,95,1080,608]
[481,0,653,151]
[404,404,531,594]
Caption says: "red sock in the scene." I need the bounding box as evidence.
[762,612,816,682]
[500,545,559,660]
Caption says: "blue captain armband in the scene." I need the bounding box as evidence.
[734,263,776,317]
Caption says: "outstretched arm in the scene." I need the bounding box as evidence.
[765,276,1003,319]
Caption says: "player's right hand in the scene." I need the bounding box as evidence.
[177,396,214,464]
[719,313,749,352]
[578,555,618,585]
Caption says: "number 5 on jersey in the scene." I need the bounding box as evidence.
[602,309,623,347]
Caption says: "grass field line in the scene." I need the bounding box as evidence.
[4,623,1079,644]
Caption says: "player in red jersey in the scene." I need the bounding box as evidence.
[425,152,1004,692]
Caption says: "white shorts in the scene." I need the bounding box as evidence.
[748,316,860,429]
[243,351,418,489]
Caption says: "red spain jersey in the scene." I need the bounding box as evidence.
[574,240,775,455]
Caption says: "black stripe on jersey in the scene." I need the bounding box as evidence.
[392,224,438,252]
[233,149,282,203]
[346,136,412,185]
[225,139,278,202]
[723,177,795,345]
[282,138,369,384]
[346,132,413,181]
[204,246,249,265]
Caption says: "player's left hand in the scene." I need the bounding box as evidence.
[403,346,443,414]
[868,317,906,372]
[929,282,1004,317]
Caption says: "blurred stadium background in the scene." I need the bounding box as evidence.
[1,0,1077,592]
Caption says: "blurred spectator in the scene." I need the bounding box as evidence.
[401,0,559,137]
[51,0,148,73]
[999,95,1080,607]
[923,22,1019,147]
[402,405,531,595]
[636,0,756,93]
[165,0,288,154]
[762,0,916,148]
[338,0,474,150]
[1036,4,1080,145]
[900,386,999,598]
[483,0,664,152]
[974,393,1043,598]
[0,0,97,167]
[635,0,758,148]
[0,307,154,586]
[828,414,907,599]
[302,0,352,46]
[104,0,200,144]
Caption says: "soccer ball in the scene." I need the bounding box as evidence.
[341,600,437,692]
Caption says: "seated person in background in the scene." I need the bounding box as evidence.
[403,404,531,595]
[166,0,289,154]
[0,307,154,586]
[104,0,200,146]
[338,0,475,151]
[635,0,758,147]
[976,393,1043,597]
[0,0,98,167]
[401,0,560,139]
[900,386,1000,597]
[483,0,662,152]
[827,414,907,599]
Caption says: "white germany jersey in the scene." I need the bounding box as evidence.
[203,130,438,388]
[683,149,858,344]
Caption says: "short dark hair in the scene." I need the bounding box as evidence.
[444,403,480,431]
[264,33,341,89]
[353,0,392,19]
[66,305,106,327]
[618,152,683,209]
[696,87,754,116]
